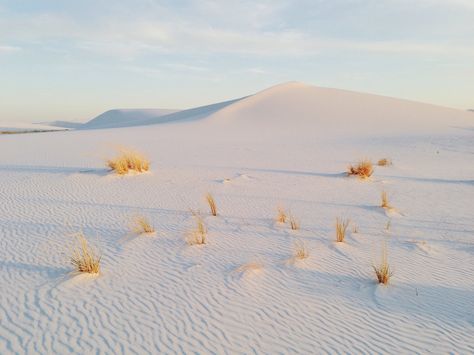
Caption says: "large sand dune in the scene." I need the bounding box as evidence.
[0,82,473,354]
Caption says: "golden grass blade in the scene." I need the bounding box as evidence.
[381,191,391,209]
[186,212,207,245]
[289,214,300,230]
[276,206,287,223]
[206,193,217,216]
[335,217,350,242]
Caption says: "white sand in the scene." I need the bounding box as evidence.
[0,82,473,354]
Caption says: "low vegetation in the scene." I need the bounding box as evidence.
[132,216,155,234]
[381,191,391,209]
[186,212,207,245]
[206,193,217,216]
[289,214,300,230]
[335,217,350,242]
[377,158,392,166]
[107,148,150,175]
[373,245,393,285]
[347,160,374,179]
[293,240,309,260]
[276,207,287,223]
[70,233,101,274]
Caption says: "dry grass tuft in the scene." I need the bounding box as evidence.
[381,191,391,209]
[347,160,374,179]
[206,193,217,216]
[186,212,207,245]
[107,148,150,175]
[335,217,350,242]
[377,158,392,166]
[289,214,300,230]
[293,240,309,260]
[276,207,287,223]
[132,216,155,234]
[373,245,393,285]
[70,233,101,274]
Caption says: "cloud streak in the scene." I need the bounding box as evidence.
[0,45,21,53]
[1,2,473,59]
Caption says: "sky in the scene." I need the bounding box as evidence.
[1,0,473,122]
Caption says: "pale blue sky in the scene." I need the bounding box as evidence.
[1,0,473,122]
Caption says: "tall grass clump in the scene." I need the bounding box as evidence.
[206,193,217,216]
[276,207,287,223]
[347,160,374,179]
[335,217,350,242]
[70,233,101,274]
[132,216,155,234]
[186,212,207,245]
[373,245,393,285]
[107,148,150,175]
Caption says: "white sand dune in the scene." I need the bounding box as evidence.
[206,82,473,134]
[81,108,179,129]
[81,97,246,130]
[0,82,473,354]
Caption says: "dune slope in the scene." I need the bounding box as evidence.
[0,83,473,354]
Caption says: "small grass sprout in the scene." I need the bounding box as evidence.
[373,245,393,285]
[186,212,207,245]
[336,217,350,242]
[206,193,217,216]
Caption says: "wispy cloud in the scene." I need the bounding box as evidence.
[0,45,21,53]
[1,3,473,59]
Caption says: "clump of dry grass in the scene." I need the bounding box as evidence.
[347,160,374,179]
[206,193,217,216]
[381,191,391,209]
[107,148,150,175]
[289,214,300,230]
[186,212,207,245]
[132,216,155,234]
[276,207,287,223]
[293,240,309,260]
[377,158,392,166]
[70,233,101,274]
[373,245,393,285]
[335,217,350,242]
